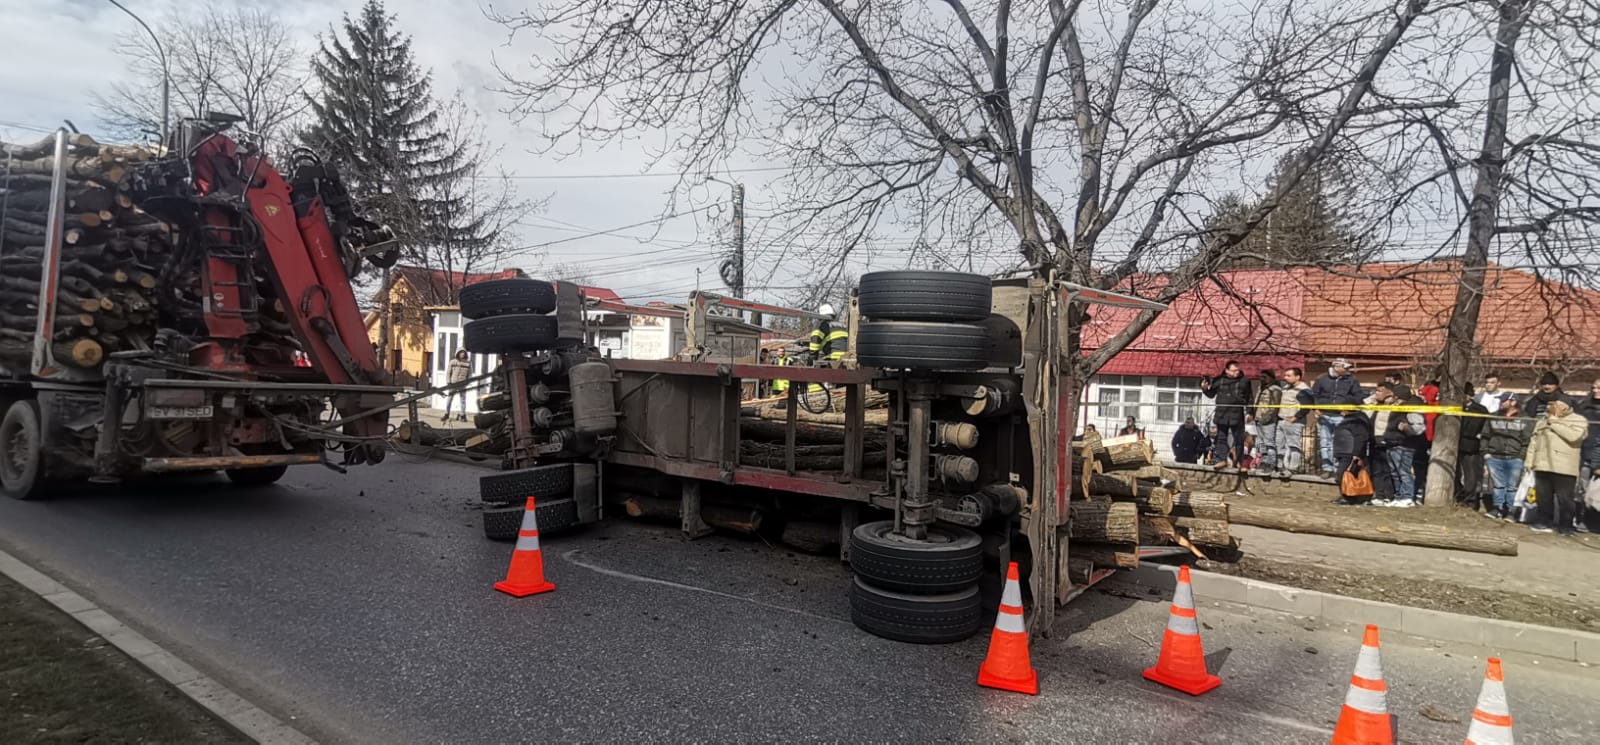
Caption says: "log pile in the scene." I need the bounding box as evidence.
[0,135,169,369]
[1070,432,1238,571]
[0,133,299,372]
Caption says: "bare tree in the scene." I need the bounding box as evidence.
[95,7,308,145]
[491,0,1431,380]
[1337,0,1600,507]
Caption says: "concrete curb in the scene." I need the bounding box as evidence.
[1109,563,1600,665]
[0,547,315,744]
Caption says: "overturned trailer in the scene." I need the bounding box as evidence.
[464,272,1196,638]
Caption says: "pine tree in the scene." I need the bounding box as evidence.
[303,0,472,254]
[1216,152,1372,269]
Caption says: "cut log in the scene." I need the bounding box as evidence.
[740,416,850,444]
[1073,472,1174,514]
[58,338,102,368]
[1171,491,1230,520]
[1106,439,1156,469]
[397,420,482,446]
[1068,501,1139,542]
[1229,504,1517,556]
[1064,557,1096,587]
[1072,541,1139,568]
[1140,515,1233,550]
[621,494,764,535]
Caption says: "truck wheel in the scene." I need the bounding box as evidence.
[473,411,506,430]
[480,463,575,505]
[464,314,559,354]
[224,465,289,487]
[858,270,992,322]
[849,521,983,594]
[849,578,983,644]
[477,391,511,411]
[482,498,582,541]
[0,399,45,500]
[460,278,558,319]
[856,321,988,371]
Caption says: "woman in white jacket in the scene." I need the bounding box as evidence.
[1524,400,1588,535]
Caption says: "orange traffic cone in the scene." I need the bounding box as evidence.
[494,497,556,597]
[1331,625,1393,745]
[1142,565,1221,696]
[977,562,1038,695]
[1464,658,1514,745]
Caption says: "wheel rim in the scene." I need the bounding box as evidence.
[869,522,957,547]
[0,414,34,486]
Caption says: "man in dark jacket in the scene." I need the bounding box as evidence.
[1481,396,1532,520]
[1523,371,1577,420]
[1575,379,1600,485]
[1201,360,1253,469]
[1456,384,1491,510]
[1170,417,1208,464]
[1374,382,1427,506]
[1310,359,1363,476]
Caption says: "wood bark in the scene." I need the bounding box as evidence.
[1072,471,1173,514]
[1106,439,1156,468]
[1229,504,1517,556]
[1140,515,1233,548]
[1170,491,1229,520]
[1068,501,1139,542]
[1071,541,1139,568]
[398,420,482,446]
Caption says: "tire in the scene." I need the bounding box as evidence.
[460,278,557,319]
[849,578,983,644]
[856,321,989,371]
[478,391,511,412]
[849,521,983,594]
[224,465,289,487]
[464,314,559,355]
[482,498,581,541]
[480,464,575,505]
[474,411,506,430]
[0,399,44,500]
[858,270,992,322]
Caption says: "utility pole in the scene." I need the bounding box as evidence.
[731,182,745,299]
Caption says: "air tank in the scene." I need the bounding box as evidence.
[568,361,617,435]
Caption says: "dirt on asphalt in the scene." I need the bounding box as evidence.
[1203,482,1600,634]
[1200,554,1600,633]
[0,574,247,744]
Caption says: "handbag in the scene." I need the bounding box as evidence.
[1514,470,1535,509]
[1586,474,1600,511]
[1342,457,1375,498]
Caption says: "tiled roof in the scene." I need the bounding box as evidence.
[1083,262,1600,368]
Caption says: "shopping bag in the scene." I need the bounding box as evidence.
[1341,458,1374,498]
[1586,474,1600,511]
[1513,470,1535,510]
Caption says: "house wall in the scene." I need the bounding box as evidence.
[1084,374,1214,456]
[428,310,499,416]
[367,278,435,388]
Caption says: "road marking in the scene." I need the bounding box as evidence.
[560,548,850,625]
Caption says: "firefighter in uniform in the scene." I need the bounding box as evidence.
[806,304,848,395]
[771,347,793,396]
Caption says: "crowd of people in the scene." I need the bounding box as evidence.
[1152,360,1600,537]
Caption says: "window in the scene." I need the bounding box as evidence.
[435,334,449,371]
[1097,376,1143,422]
[1155,377,1204,424]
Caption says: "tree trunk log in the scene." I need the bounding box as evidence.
[1068,501,1139,542]
[1229,503,1517,556]
[1073,472,1174,514]
[1106,439,1156,469]
[1140,515,1234,548]
[1072,541,1139,568]
[1171,491,1230,520]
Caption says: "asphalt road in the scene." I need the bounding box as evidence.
[1,457,1595,743]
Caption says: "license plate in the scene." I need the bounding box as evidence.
[147,405,214,420]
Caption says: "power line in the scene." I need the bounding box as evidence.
[505,204,718,254]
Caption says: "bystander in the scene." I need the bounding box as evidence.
[1310,359,1362,477]
[1277,367,1310,477]
[1201,360,1253,469]
[1482,397,1532,521]
[1252,370,1283,475]
[1523,399,1587,535]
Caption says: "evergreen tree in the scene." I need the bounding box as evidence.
[303,0,473,256]
[1215,152,1373,268]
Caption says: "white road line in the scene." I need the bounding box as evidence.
[560,548,851,625]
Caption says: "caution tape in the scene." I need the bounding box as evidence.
[1082,400,1552,422]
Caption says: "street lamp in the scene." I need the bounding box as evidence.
[106,0,169,147]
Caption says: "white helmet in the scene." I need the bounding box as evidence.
[818,303,836,317]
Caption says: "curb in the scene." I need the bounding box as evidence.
[0,547,316,744]
[1109,563,1600,665]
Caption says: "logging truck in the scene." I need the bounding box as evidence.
[0,120,401,499]
[451,273,1239,638]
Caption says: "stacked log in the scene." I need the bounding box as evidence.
[0,135,169,369]
[1070,431,1237,570]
